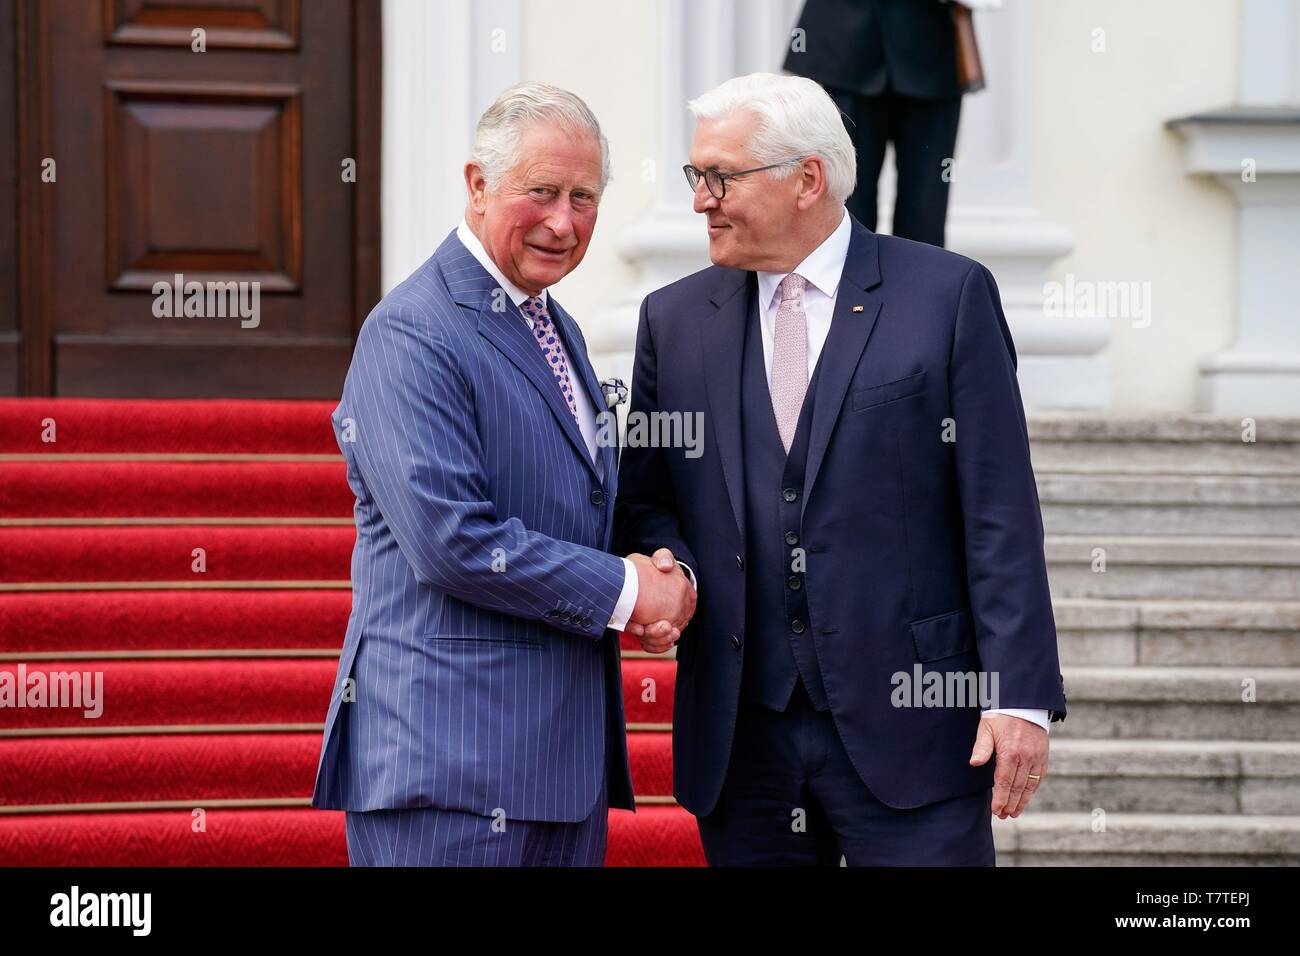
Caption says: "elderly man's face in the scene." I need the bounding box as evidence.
[689,111,803,272]
[468,123,603,295]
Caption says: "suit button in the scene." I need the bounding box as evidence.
[782,488,799,503]
[590,490,605,506]
[791,619,806,634]
[730,634,741,651]
[784,531,799,546]
[787,576,801,591]
[735,554,744,570]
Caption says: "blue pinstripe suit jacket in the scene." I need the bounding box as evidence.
[311,230,636,821]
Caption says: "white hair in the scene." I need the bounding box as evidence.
[470,81,611,191]
[687,72,856,204]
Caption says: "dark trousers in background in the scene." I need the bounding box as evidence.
[831,89,962,248]
[696,680,995,866]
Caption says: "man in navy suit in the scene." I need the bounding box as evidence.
[614,73,1066,866]
[312,82,695,866]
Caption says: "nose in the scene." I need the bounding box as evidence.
[545,202,575,240]
[692,179,719,214]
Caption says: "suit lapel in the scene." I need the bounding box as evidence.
[549,296,617,488]
[475,303,601,481]
[803,219,883,515]
[700,269,752,544]
[439,236,601,482]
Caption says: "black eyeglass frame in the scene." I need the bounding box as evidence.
[682,158,806,199]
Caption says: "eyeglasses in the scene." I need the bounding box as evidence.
[682,159,805,200]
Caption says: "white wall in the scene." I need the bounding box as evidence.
[381,0,1247,412]
[516,0,662,357]
[1030,0,1240,411]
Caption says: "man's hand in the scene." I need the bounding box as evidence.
[969,714,1049,819]
[625,548,695,654]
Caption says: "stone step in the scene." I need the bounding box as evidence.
[1054,598,1300,666]
[1052,666,1300,741]
[1038,473,1300,536]
[1039,740,1300,815]
[1046,535,1300,600]
[1028,414,1300,476]
[992,812,1300,865]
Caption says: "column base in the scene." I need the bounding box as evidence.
[1017,354,1111,412]
[1200,352,1300,415]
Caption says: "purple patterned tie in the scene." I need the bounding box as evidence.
[520,296,579,422]
[770,273,809,452]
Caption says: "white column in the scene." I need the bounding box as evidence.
[943,4,1092,410]
[1170,0,1300,415]
[381,0,521,293]
[589,0,804,380]
[592,0,1088,409]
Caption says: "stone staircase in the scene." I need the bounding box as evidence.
[993,415,1300,865]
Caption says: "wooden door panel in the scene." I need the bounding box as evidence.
[105,0,301,50]
[104,80,303,292]
[9,0,379,397]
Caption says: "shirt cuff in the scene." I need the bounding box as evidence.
[981,708,1050,734]
[677,561,698,591]
[607,557,639,631]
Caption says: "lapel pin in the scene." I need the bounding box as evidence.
[852,305,864,313]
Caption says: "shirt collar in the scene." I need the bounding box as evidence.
[456,218,548,309]
[756,208,851,309]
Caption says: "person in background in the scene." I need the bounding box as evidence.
[784,0,1000,247]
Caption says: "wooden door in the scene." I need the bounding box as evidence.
[5,0,380,397]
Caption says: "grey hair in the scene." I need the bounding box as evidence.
[470,81,611,191]
[687,72,856,204]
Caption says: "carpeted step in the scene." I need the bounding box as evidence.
[629,730,673,797]
[0,658,672,738]
[0,733,322,808]
[0,805,704,866]
[0,730,676,809]
[0,525,355,585]
[607,805,704,866]
[0,659,336,731]
[0,808,348,866]
[0,461,351,518]
[0,590,351,656]
[621,658,677,724]
[0,399,338,455]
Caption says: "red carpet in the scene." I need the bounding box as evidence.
[0,525,357,583]
[0,399,339,454]
[0,398,703,866]
[0,461,353,518]
[0,590,352,655]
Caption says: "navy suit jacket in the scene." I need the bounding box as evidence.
[312,230,636,821]
[783,0,962,99]
[614,216,1066,816]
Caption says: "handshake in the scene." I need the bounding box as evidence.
[624,549,696,654]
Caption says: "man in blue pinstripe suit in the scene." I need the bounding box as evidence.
[311,83,696,866]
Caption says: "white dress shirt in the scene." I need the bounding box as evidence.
[457,220,639,631]
[751,211,1052,735]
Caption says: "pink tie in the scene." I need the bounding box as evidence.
[520,296,579,423]
[770,273,809,452]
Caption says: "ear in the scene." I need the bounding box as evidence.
[465,162,489,214]
[795,156,828,211]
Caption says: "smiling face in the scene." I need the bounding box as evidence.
[465,122,604,296]
[689,111,810,272]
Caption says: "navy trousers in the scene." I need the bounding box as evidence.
[697,681,995,866]
[345,775,608,867]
